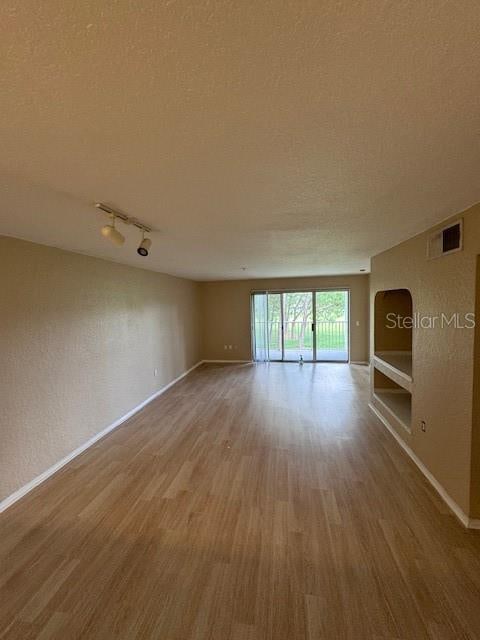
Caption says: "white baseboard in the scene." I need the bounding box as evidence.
[369,403,480,529]
[204,359,369,366]
[0,360,203,515]
[6,365,479,529]
[202,359,252,363]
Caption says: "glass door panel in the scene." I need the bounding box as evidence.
[315,290,349,361]
[266,293,282,360]
[282,292,314,361]
[252,289,349,363]
[252,292,268,361]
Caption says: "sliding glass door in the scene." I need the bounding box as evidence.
[252,289,349,362]
[266,293,282,360]
[315,290,349,361]
[252,293,268,361]
[282,292,313,361]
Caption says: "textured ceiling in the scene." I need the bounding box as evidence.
[1,1,480,280]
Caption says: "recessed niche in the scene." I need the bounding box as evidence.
[374,288,413,353]
[372,290,414,434]
[373,368,412,431]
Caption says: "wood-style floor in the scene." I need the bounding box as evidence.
[1,363,480,639]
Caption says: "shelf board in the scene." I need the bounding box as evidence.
[373,390,411,432]
[375,351,412,377]
[373,351,412,392]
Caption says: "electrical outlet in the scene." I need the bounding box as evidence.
[154,368,158,377]
[421,420,426,432]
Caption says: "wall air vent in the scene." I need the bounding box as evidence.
[427,219,463,260]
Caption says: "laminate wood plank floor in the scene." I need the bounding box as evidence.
[1,363,480,639]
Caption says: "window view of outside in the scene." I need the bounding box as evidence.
[268,292,313,360]
[253,290,348,362]
[252,293,268,361]
[315,290,348,360]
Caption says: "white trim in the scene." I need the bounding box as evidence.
[369,403,480,529]
[0,360,203,515]
[202,359,252,363]
[372,391,412,434]
[373,352,412,393]
[250,286,351,294]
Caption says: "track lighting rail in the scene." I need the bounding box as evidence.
[95,203,152,233]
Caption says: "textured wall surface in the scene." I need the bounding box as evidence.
[471,257,480,517]
[0,237,201,502]
[200,275,369,363]
[370,204,480,515]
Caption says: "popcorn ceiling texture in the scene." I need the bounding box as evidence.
[1,1,480,279]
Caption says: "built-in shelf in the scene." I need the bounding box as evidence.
[373,351,412,392]
[372,288,414,434]
[373,390,412,432]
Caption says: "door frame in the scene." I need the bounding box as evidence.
[251,287,350,363]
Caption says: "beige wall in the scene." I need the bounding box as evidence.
[370,203,480,517]
[200,275,370,363]
[470,256,480,517]
[0,236,201,503]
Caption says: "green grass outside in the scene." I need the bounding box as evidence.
[264,325,347,351]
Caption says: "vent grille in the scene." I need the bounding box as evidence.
[428,219,463,259]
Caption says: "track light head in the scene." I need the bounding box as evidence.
[137,235,152,257]
[96,204,152,252]
[101,216,125,247]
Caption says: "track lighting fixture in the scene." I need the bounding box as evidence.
[137,231,152,257]
[96,203,153,255]
[100,215,125,247]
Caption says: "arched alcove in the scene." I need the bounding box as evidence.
[374,288,413,353]
[372,288,413,432]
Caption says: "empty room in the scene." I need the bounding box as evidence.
[1,2,480,639]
